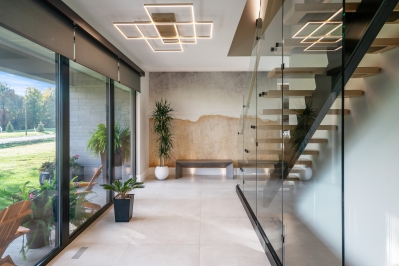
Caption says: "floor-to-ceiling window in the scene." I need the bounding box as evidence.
[0,5,140,263]
[68,61,110,235]
[0,26,59,266]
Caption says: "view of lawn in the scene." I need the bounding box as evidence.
[0,141,55,209]
[0,128,55,139]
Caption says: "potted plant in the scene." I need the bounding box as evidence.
[100,178,144,222]
[150,99,174,180]
[87,123,130,180]
[69,154,84,181]
[0,181,55,258]
[38,160,56,185]
[290,100,317,153]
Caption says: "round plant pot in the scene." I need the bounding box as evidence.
[155,166,169,180]
[26,222,48,249]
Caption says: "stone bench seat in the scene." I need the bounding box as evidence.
[175,159,234,179]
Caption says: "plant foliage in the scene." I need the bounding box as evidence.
[150,99,174,166]
[101,178,144,199]
[86,123,130,165]
[36,121,44,132]
[290,101,318,152]
[6,121,14,132]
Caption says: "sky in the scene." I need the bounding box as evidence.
[0,71,54,96]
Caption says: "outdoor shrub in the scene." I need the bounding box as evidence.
[37,121,44,132]
[6,122,14,132]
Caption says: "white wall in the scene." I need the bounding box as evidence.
[344,47,399,266]
[136,71,149,182]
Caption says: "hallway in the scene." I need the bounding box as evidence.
[49,174,270,266]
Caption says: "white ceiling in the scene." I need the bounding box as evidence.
[63,0,281,72]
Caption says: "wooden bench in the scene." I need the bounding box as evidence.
[175,159,234,179]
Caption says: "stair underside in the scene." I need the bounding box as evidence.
[268,67,380,79]
[261,90,363,98]
[260,109,349,115]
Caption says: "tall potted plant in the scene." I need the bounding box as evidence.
[87,123,130,179]
[101,178,144,222]
[150,99,174,180]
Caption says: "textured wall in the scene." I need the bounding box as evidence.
[149,72,277,167]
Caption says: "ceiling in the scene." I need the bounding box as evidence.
[62,0,281,72]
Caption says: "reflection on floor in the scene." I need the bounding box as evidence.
[3,182,107,266]
[241,174,342,265]
[48,174,270,266]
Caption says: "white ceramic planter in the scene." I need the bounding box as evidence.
[155,166,169,180]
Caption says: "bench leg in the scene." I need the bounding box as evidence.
[175,164,182,179]
[226,163,234,179]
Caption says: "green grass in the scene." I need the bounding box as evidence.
[0,141,56,209]
[0,128,55,139]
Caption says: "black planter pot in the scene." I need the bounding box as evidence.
[114,194,134,222]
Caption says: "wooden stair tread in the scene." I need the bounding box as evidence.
[260,109,349,115]
[258,124,338,130]
[260,89,363,98]
[257,149,319,155]
[241,159,312,167]
[257,138,328,144]
[268,67,380,79]
[369,38,399,54]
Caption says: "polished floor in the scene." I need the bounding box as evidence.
[49,174,270,266]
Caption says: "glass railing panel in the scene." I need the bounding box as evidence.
[256,3,285,261]
[281,0,344,264]
[240,21,262,213]
[344,4,399,264]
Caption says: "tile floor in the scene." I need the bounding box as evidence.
[48,174,270,266]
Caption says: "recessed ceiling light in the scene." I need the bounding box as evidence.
[114,3,214,52]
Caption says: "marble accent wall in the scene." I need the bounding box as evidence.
[149,72,277,167]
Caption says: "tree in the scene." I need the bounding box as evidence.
[42,88,55,128]
[25,87,44,129]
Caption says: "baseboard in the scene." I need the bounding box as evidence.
[135,168,151,182]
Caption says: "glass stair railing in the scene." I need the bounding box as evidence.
[236,0,399,265]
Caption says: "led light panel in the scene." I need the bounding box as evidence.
[114,3,213,52]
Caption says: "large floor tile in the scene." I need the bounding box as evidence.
[201,199,247,218]
[117,244,199,266]
[48,243,128,266]
[72,209,142,244]
[200,217,260,246]
[131,216,201,244]
[200,245,270,266]
[201,181,238,189]
[150,199,201,217]
[201,188,239,200]
[158,188,201,200]
[164,181,203,189]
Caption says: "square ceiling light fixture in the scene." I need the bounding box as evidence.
[114,3,213,52]
[293,8,343,52]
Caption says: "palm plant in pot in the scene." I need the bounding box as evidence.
[87,123,130,180]
[150,99,174,180]
[100,178,144,222]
